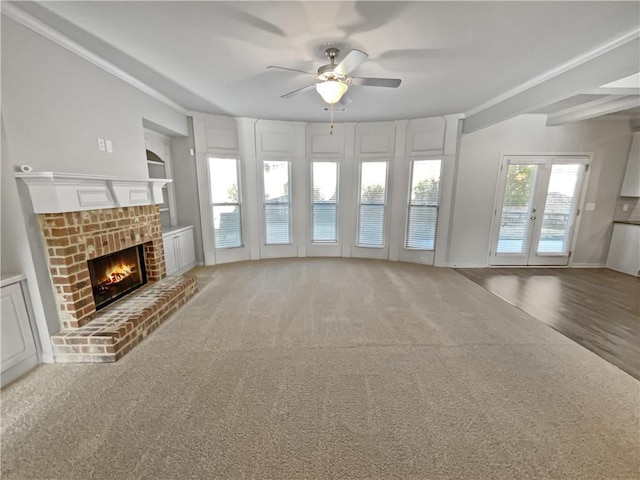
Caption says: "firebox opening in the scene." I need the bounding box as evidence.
[87,245,147,311]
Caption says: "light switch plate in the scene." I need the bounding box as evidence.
[585,203,596,211]
[105,140,113,153]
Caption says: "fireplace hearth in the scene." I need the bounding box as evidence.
[88,245,147,310]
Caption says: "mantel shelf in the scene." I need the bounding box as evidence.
[15,171,173,214]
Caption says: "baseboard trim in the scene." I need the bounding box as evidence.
[448,263,488,268]
[40,353,55,364]
[571,263,606,268]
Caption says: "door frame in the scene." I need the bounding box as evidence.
[488,152,592,267]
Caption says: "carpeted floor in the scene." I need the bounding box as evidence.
[2,258,639,479]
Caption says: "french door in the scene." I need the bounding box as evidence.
[489,155,588,266]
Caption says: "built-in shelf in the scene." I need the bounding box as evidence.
[145,132,176,227]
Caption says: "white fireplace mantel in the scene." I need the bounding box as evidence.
[15,171,172,214]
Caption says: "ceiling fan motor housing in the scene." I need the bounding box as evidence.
[317,64,345,81]
[317,48,344,80]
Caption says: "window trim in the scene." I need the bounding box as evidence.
[404,158,443,251]
[311,160,340,245]
[208,156,244,250]
[262,158,293,246]
[356,160,390,249]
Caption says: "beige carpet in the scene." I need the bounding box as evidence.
[2,258,638,479]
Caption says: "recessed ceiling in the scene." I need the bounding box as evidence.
[9,1,640,122]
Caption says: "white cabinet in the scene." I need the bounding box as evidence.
[1,275,38,387]
[620,132,640,197]
[606,223,640,277]
[162,226,196,275]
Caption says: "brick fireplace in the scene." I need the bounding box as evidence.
[17,172,198,363]
[38,205,165,328]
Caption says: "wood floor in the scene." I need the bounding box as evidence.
[457,268,640,380]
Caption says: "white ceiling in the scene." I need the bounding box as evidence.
[8,1,640,123]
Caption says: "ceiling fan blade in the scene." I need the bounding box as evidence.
[281,84,316,98]
[334,49,369,76]
[350,77,401,88]
[267,65,315,76]
[339,93,352,106]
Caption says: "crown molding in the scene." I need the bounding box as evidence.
[465,28,640,118]
[2,2,188,115]
[546,95,640,126]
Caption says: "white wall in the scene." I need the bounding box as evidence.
[1,16,188,360]
[449,114,632,267]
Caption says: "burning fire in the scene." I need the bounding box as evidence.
[102,261,136,285]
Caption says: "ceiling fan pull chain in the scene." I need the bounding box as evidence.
[330,104,334,135]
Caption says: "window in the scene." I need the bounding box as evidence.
[405,160,441,250]
[357,161,388,248]
[263,160,292,244]
[209,157,243,249]
[312,162,339,243]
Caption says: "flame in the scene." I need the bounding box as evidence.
[102,261,135,285]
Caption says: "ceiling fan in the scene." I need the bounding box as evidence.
[267,48,402,106]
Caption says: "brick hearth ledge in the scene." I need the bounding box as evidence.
[52,276,197,363]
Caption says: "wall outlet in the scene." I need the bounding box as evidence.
[97,138,106,151]
[105,139,113,153]
[585,202,596,211]
[623,203,629,212]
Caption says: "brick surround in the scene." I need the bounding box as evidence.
[38,205,166,329]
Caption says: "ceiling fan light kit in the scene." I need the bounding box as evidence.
[315,80,348,105]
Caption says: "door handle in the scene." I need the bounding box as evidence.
[530,216,536,220]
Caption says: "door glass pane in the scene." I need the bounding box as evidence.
[263,160,291,244]
[312,162,338,243]
[536,164,580,254]
[357,162,387,248]
[496,164,536,254]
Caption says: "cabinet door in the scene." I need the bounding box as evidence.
[163,235,179,275]
[606,224,640,276]
[177,229,196,267]
[620,132,640,197]
[1,283,37,372]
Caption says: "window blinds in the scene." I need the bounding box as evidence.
[496,164,537,254]
[536,164,581,254]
